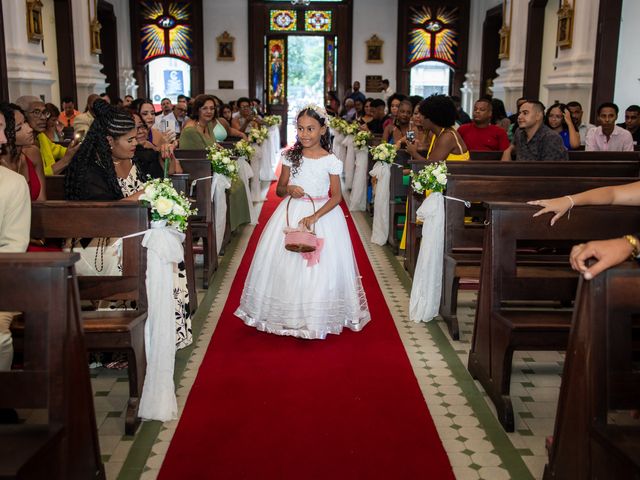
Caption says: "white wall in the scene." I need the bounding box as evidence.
[114,0,138,98]
[351,0,397,98]
[538,0,560,107]
[614,0,640,121]
[203,0,249,101]
[42,0,59,106]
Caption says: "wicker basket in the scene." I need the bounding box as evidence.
[284,194,319,253]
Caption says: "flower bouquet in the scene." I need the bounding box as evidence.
[353,130,372,150]
[370,142,397,164]
[234,139,255,160]
[328,116,345,131]
[343,121,360,136]
[410,161,448,195]
[248,126,269,145]
[139,178,196,232]
[207,145,239,181]
[262,115,282,127]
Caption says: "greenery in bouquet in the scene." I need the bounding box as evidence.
[410,161,448,195]
[206,145,239,181]
[139,178,196,232]
[343,121,360,136]
[329,117,348,134]
[234,139,255,160]
[248,126,269,145]
[353,130,372,150]
[262,115,282,127]
[370,142,397,164]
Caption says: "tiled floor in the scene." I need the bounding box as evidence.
[68,194,568,479]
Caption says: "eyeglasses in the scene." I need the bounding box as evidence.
[29,109,51,119]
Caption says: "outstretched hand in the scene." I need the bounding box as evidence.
[569,237,633,280]
[527,196,573,226]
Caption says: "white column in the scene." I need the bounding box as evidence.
[2,0,56,101]
[491,0,528,110]
[542,0,599,120]
[72,0,107,105]
[114,0,138,98]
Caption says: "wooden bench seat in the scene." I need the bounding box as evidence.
[0,424,65,479]
[469,202,640,432]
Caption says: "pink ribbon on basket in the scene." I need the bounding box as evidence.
[301,237,324,267]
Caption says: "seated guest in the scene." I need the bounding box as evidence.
[231,97,263,134]
[326,91,340,117]
[406,94,469,162]
[384,93,408,129]
[220,104,233,125]
[617,104,640,146]
[354,99,365,122]
[347,81,366,105]
[181,94,246,146]
[491,98,511,131]
[529,180,640,279]
[359,98,374,124]
[137,99,169,149]
[64,100,192,348]
[44,104,63,142]
[458,98,510,151]
[451,95,471,125]
[0,102,46,200]
[33,103,79,175]
[154,97,179,137]
[586,102,634,152]
[501,100,568,161]
[544,103,580,150]
[342,98,357,122]
[364,99,389,134]
[173,103,188,133]
[251,98,264,117]
[132,112,182,177]
[566,101,594,146]
[58,96,79,127]
[508,97,527,125]
[74,93,100,138]
[179,95,251,231]
[123,95,134,108]
[383,99,412,145]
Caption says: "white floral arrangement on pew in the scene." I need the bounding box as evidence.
[353,130,372,151]
[262,115,282,127]
[139,178,196,232]
[410,161,448,195]
[343,121,360,136]
[370,142,397,164]
[328,116,345,131]
[248,126,269,145]
[207,145,239,181]
[234,139,256,160]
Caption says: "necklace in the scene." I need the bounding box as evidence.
[112,157,131,166]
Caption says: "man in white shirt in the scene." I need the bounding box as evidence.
[154,97,178,136]
[566,101,594,146]
[585,102,634,152]
[381,79,394,103]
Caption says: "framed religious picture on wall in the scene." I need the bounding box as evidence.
[366,35,383,63]
[26,0,44,43]
[217,31,235,61]
[556,0,574,49]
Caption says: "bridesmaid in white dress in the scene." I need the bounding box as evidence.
[235,105,370,339]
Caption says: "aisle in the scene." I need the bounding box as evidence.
[158,180,454,479]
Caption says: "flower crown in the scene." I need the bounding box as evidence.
[296,103,329,125]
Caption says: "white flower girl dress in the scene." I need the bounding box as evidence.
[234,153,370,339]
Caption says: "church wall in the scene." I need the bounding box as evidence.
[72,0,107,105]
[351,0,397,98]
[203,0,249,102]
[114,0,138,98]
[614,0,640,122]
[538,0,561,108]
[42,0,60,106]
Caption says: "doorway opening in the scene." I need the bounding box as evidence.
[286,36,325,144]
[409,61,452,97]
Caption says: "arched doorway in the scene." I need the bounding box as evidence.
[130,0,204,103]
[249,1,353,146]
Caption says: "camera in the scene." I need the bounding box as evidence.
[406,130,416,144]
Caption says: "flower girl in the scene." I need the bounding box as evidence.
[235,105,370,339]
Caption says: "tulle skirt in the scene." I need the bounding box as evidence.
[234,197,370,339]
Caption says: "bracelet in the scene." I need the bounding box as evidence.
[624,235,640,260]
[565,195,574,219]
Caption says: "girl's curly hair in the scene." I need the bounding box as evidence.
[0,102,18,160]
[64,99,136,200]
[284,108,332,176]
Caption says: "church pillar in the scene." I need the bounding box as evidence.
[2,0,56,100]
[491,0,528,112]
[114,0,137,98]
[543,0,599,120]
[71,0,107,106]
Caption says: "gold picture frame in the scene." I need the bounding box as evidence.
[217,31,235,61]
[26,0,44,44]
[366,35,383,63]
[498,0,512,59]
[556,0,574,49]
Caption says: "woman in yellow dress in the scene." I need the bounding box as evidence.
[400,95,469,249]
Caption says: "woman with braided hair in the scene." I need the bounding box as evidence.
[64,99,192,350]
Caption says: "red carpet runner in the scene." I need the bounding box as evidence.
[158,181,454,479]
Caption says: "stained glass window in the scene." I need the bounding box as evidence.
[268,39,286,104]
[408,6,458,67]
[305,11,332,32]
[270,10,297,31]
[140,0,193,62]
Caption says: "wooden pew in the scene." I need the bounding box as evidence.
[469,202,640,431]
[437,175,634,340]
[20,202,149,435]
[544,262,640,479]
[467,150,640,161]
[0,253,104,479]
